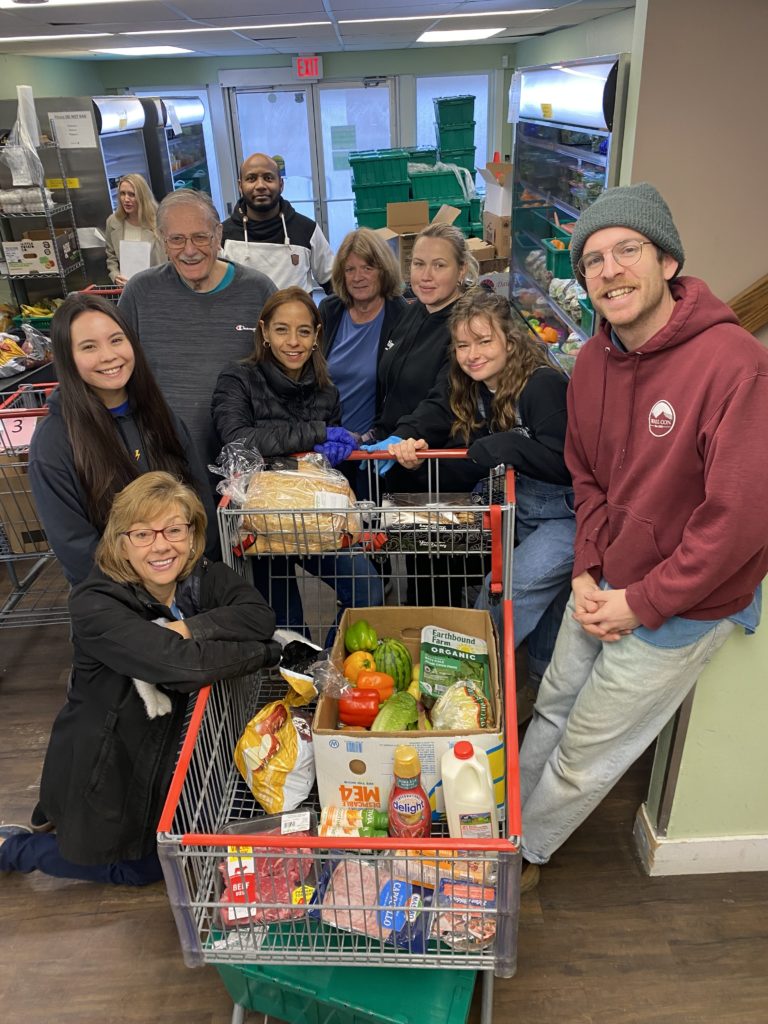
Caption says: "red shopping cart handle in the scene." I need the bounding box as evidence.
[232,533,255,557]
[340,531,388,551]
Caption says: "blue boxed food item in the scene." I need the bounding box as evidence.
[311,858,433,953]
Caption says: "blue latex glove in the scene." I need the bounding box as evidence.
[314,426,356,468]
[360,435,403,476]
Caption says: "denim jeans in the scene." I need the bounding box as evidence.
[253,549,384,646]
[519,596,736,863]
[476,474,576,676]
[0,832,163,886]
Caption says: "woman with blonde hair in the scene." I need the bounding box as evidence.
[105,173,166,285]
[319,227,407,440]
[0,472,279,885]
[362,221,480,487]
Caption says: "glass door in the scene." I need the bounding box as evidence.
[230,80,395,249]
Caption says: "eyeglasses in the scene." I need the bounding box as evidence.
[164,232,216,251]
[122,523,192,548]
[578,239,654,278]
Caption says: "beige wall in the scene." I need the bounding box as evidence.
[628,0,768,305]
[514,8,634,67]
[0,55,104,100]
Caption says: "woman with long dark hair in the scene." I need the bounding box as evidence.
[29,293,218,586]
[388,289,576,689]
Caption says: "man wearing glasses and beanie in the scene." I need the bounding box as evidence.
[518,183,768,892]
[119,190,276,468]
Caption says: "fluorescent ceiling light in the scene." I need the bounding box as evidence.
[419,28,505,42]
[123,20,329,36]
[340,10,549,23]
[92,45,192,55]
[0,32,113,41]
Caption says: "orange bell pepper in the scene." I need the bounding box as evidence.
[356,670,395,704]
[343,650,375,683]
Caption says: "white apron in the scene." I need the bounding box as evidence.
[222,212,313,291]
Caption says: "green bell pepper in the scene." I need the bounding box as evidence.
[344,619,378,654]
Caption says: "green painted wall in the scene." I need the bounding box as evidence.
[661,621,768,838]
[0,55,104,100]
[514,8,634,67]
[93,44,516,91]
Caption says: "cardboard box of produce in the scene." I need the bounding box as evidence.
[0,451,48,554]
[482,211,511,262]
[2,228,80,277]
[377,202,460,280]
[465,236,496,262]
[476,162,513,217]
[312,606,505,821]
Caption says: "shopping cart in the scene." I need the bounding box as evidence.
[159,452,521,1023]
[0,383,69,628]
[76,283,123,303]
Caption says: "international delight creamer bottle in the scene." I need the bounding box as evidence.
[388,745,431,839]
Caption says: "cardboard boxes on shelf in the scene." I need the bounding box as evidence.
[312,606,505,821]
[1,228,80,277]
[482,212,512,263]
[466,236,508,274]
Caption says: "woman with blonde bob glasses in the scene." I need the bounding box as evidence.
[104,173,166,286]
[388,289,576,689]
[319,227,408,442]
[0,472,279,885]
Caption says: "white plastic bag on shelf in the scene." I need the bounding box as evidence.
[0,118,44,188]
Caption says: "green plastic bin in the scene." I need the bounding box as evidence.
[470,220,483,238]
[512,204,552,236]
[354,206,388,230]
[578,295,595,335]
[12,314,53,332]
[470,197,482,221]
[541,237,573,278]
[429,199,470,228]
[436,121,476,152]
[406,146,438,166]
[409,168,466,201]
[438,147,476,174]
[434,95,476,125]
[216,962,477,1024]
[352,179,411,210]
[349,148,410,185]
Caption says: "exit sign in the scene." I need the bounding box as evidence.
[293,55,323,80]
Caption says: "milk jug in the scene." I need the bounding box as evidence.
[441,741,498,840]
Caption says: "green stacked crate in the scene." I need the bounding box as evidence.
[348,148,410,184]
[437,147,476,174]
[470,221,483,238]
[353,206,388,230]
[433,95,476,125]
[470,197,482,222]
[409,168,465,202]
[351,179,411,211]
[405,146,438,165]
[436,121,476,152]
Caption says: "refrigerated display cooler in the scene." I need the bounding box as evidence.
[508,55,629,366]
[140,96,210,202]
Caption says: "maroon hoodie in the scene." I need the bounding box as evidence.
[566,276,768,630]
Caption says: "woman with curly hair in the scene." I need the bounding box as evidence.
[388,289,575,687]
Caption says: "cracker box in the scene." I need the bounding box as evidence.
[312,607,505,821]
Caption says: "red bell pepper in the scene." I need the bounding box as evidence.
[338,690,379,728]
[355,670,395,705]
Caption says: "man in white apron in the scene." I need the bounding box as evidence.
[221,152,334,294]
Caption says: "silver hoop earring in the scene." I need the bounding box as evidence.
[311,343,318,351]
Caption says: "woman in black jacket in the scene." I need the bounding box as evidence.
[319,228,407,440]
[211,287,383,640]
[0,472,279,884]
[29,293,218,586]
[388,289,575,686]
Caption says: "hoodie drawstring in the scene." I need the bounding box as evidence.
[591,346,610,473]
[618,356,640,470]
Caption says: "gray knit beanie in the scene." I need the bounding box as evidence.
[570,182,685,284]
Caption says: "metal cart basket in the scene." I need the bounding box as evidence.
[158,453,521,1024]
[0,383,69,628]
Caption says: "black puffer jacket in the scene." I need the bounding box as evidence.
[211,358,341,458]
[39,559,279,865]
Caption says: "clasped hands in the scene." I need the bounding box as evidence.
[571,571,640,642]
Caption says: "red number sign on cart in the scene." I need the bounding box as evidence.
[0,414,38,452]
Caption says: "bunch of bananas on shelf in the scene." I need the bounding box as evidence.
[20,297,64,318]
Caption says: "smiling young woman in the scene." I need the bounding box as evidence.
[29,293,219,587]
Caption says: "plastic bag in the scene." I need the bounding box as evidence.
[0,118,44,188]
[234,702,315,815]
[208,440,265,505]
[430,679,492,731]
[0,336,27,377]
[239,454,363,555]
[19,324,52,365]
